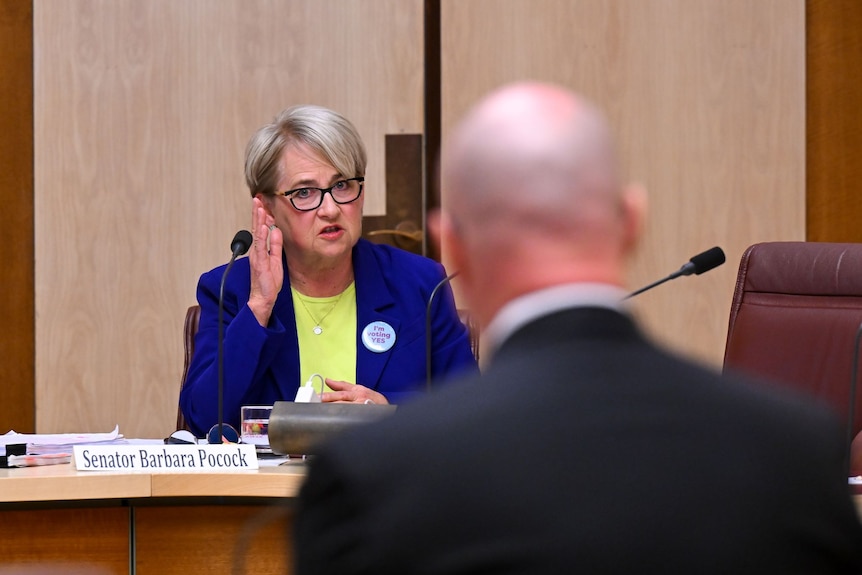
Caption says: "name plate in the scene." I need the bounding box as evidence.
[73,444,259,472]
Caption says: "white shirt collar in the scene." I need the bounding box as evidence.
[483,283,629,360]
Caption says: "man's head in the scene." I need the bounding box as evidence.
[434,82,646,328]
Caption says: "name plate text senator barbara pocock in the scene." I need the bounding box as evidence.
[73,443,259,471]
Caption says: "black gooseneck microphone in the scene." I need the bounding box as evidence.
[625,246,726,299]
[426,271,460,391]
[216,230,253,442]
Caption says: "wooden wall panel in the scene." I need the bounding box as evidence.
[33,0,424,437]
[441,0,805,366]
[806,0,862,242]
[0,0,35,433]
[26,0,815,437]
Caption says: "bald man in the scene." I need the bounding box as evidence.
[295,83,862,574]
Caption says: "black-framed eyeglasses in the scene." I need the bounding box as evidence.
[277,177,364,212]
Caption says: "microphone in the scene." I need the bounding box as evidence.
[230,230,253,256]
[625,246,726,299]
[426,271,460,391]
[215,230,253,442]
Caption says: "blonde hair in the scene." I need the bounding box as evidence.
[244,105,367,197]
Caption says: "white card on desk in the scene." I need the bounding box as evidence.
[73,443,259,472]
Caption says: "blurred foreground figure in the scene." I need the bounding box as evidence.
[295,83,862,574]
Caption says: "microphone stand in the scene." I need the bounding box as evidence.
[217,257,239,442]
[624,269,687,299]
[426,271,460,391]
[215,230,252,443]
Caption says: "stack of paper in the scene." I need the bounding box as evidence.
[1,425,126,457]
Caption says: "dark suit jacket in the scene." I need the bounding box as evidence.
[295,307,862,574]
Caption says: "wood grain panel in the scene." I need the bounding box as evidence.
[0,0,35,433]
[0,507,129,574]
[135,504,293,575]
[441,0,805,366]
[806,0,862,242]
[33,0,424,437]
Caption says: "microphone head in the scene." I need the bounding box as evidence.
[230,230,253,256]
[689,246,725,275]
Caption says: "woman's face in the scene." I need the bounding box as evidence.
[264,141,364,271]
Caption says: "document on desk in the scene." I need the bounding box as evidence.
[5,453,73,467]
[0,425,125,456]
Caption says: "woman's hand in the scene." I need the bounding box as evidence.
[322,379,389,405]
[248,197,283,327]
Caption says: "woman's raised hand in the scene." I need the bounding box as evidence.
[248,197,284,326]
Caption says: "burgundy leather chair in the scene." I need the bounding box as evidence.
[723,242,862,459]
[175,304,200,432]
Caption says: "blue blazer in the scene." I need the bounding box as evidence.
[180,239,478,437]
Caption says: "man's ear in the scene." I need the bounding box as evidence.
[620,183,647,254]
[429,209,468,276]
[427,208,443,255]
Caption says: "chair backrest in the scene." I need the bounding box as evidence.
[175,304,480,431]
[175,304,201,432]
[723,242,862,438]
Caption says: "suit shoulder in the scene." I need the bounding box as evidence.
[728,371,842,430]
[198,257,251,294]
[658,353,846,455]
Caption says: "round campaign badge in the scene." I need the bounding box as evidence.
[361,321,396,353]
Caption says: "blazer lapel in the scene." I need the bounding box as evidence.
[271,254,301,387]
[353,242,399,390]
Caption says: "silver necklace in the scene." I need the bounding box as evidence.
[296,292,344,335]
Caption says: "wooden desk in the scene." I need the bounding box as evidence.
[0,461,307,574]
[5,463,861,574]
